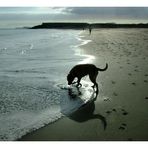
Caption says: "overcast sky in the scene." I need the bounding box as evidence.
[0,7,148,28]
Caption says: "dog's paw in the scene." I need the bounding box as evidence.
[91,85,95,89]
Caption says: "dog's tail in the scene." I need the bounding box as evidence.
[97,63,108,71]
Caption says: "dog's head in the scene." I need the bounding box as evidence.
[67,73,74,85]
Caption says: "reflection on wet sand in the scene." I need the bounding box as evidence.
[68,87,107,130]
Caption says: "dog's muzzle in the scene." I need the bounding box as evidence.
[68,82,71,85]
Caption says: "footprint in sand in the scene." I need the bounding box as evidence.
[113,92,118,96]
[112,108,117,112]
[104,98,110,101]
[122,123,127,126]
[119,126,125,130]
[128,73,132,76]
[122,112,128,116]
[111,80,116,84]
[134,69,139,72]
[131,82,136,86]
[106,111,112,114]
[119,123,127,130]
[121,109,128,116]
[121,109,125,111]
[127,59,130,62]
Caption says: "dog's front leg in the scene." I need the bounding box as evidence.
[72,81,77,85]
[76,78,82,87]
[92,83,99,93]
[76,83,82,88]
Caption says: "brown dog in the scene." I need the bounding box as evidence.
[67,63,108,92]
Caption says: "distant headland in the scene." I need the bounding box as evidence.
[30,22,148,29]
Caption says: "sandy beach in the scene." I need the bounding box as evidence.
[20,28,148,141]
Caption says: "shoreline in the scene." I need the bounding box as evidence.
[20,28,148,141]
[0,29,91,141]
[19,30,99,141]
[75,31,95,64]
[18,29,96,141]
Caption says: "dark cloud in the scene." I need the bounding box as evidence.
[64,7,148,19]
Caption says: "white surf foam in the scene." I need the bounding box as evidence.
[58,80,96,115]
[75,33,95,64]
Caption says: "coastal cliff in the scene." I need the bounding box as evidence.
[30,22,148,29]
[31,22,89,29]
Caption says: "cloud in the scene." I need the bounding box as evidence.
[0,7,68,14]
[64,7,148,19]
[0,7,148,28]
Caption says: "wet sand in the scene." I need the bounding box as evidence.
[20,28,148,141]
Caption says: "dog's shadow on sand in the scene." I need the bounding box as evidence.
[66,87,107,130]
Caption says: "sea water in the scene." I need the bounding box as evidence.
[0,29,93,140]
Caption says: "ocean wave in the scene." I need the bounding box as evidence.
[0,29,94,141]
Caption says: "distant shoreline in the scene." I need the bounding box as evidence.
[30,22,148,29]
